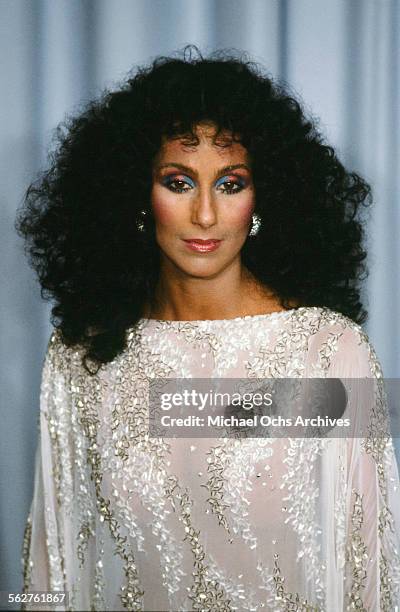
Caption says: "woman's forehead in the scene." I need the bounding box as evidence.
[156,123,249,162]
[163,121,241,146]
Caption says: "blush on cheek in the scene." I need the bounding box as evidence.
[234,201,255,229]
[151,193,177,226]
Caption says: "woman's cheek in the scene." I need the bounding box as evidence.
[151,188,179,226]
[229,194,255,231]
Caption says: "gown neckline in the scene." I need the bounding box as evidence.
[137,305,310,324]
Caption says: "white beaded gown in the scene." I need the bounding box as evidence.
[22,306,400,611]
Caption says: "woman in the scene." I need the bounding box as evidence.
[17,48,400,611]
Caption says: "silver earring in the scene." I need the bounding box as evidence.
[249,213,261,237]
[136,209,147,232]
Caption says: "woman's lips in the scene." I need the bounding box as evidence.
[183,239,222,253]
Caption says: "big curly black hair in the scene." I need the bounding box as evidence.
[16,46,372,372]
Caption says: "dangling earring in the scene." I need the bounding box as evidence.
[136,209,147,232]
[249,213,261,237]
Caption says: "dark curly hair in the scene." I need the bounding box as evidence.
[15,46,372,373]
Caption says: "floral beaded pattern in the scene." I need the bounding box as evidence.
[21,306,400,611]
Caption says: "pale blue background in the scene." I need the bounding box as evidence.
[1,0,399,599]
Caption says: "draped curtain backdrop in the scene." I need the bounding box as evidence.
[1,0,399,599]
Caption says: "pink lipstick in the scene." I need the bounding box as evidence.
[183,239,222,253]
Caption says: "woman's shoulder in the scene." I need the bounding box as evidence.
[287,305,369,340]
[43,327,86,376]
[288,306,383,378]
[44,327,69,370]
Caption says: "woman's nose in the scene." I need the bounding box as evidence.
[190,188,217,229]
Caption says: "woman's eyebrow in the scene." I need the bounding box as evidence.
[157,163,251,178]
[157,163,194,174]
[213,164,251,178]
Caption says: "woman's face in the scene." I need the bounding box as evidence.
[151,123,255,279]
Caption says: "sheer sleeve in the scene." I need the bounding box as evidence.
[21,330,71,611]
[311,323,400,610]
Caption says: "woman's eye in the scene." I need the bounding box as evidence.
[215,176,245,194]
[218,181,242,194]
[162,176,194,193]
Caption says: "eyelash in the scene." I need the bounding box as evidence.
[162,176,246,195]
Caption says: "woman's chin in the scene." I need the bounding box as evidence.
[173,261,228,280]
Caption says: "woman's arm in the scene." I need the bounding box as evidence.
[320,323,400,610]
[21,330,70,611]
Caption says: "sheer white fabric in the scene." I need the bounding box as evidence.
[22,306,400,611]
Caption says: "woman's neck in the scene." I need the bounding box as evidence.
[141,266,287,321]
